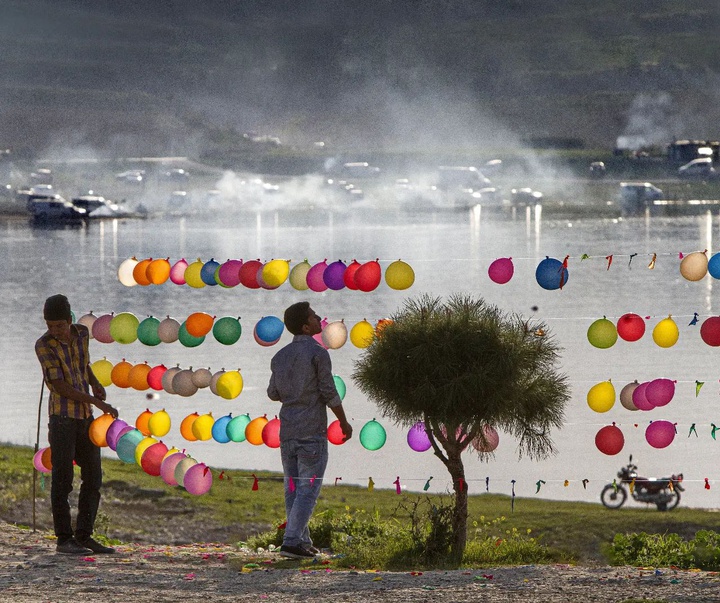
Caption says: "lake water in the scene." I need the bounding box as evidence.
[4,204,720,509]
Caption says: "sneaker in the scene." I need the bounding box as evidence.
[279,544,316,559]
[56,539,93,555]
[306,545,321,555]
[76,537,116,554]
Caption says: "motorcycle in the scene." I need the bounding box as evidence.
[600,456,684,511]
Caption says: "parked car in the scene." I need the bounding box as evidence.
[26,193,87,222]
[115,169,145,183]
[678,157,717,179]
[511,187,543,205]
[619,182,663,216]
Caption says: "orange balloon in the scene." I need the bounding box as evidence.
[133,257,153,286]
[245,416,269,446]
[180,412,200,441]
[110,360,133,388]
[375,319,394,338]
[186,312,215,337]
[128,362,152,391]
[41,447,52,470]
[135,409,153,436]
[146,258,171,285]
[89,413,115,447]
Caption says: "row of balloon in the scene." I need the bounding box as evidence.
[118,257,415,292]
[587,379,676,413]
[406,422,500,453]
[488,257,569,291]
[588,313,720,349]
[595,421,677,455]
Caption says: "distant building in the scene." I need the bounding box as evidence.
[667,140,720,163]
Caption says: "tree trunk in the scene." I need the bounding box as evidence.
[446,447,467,563]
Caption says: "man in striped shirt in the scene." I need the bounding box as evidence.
[35,294,118,555]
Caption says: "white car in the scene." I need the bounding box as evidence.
[115,170,145,183]
[678,158,717,179]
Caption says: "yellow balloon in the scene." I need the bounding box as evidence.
[184,259,207,289]
[118,257,139,287]
[587,381,616,413]
[163,446,181,460]
[216,370,243,400]
[653,317,679,348]
[289,260,311,290]
[384,260,415,290]
[680,251,708,281]
[350,320,375,348]
[192,413,215,441]
[135,436,158,466]
[90,358,113,387]
[148,409,171,437]
[262,259,290,288]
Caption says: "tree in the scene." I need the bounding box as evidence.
[352,294,570,562]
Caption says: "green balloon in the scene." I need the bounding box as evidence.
[226,414,252,442]
[213,316,242,345]
[587,318,618,349]
[359,420,387,451]
[179,322,205,348]
[109,312,139,344]
[137,316,161,346]
[333,374,346,400]
[116,429,144,464]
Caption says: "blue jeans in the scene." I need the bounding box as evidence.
[48,415,102,544]
[280,437,328,547]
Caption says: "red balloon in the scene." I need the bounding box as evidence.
[239,260,262,289]
[355,260,382,292]
[147,364,168,391]
[701,316,720,346]
[262,418,281,448]
[595,425,624,455]
[327,419,347,445]
[616,313,646,342]
[140,441,168,476]
[343,260,362,290]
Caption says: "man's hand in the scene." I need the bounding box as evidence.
[340,421,353,442]
[97,400,119,419]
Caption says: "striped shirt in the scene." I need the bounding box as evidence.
[35,323,94,419]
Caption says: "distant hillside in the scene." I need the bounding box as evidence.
[0,0,718,160]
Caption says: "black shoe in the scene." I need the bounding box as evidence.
[307,545,321,555]
[279,544,316,559]
[76,537,116,554]
[56,539,93,555]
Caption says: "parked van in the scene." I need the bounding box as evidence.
[619,182,663,216]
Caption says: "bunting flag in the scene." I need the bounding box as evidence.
[511,480,516,512]
[423,476,433,491]
[705,478,711,490]
[485,476,490,492]
[605,255,613,270]
[535,479,546,493]
[288,476,295,492]
[564,480,569,487]
[629,478,636,494]
[368,477,375,492]
[334,477,342,486]
[393,476,401,494]
[712,424,719,440]
[648,253,657,269]
[696,381,704,397]
[689,423,698,437]
[582,479,589,489]
[251,474,259,491]
[628,253,637,268]
[689,313,699,326]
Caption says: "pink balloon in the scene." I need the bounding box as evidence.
[91,313,114,343]
[307,260,329,292]
[170,258,188,285]
[160,452,187,486]
[472,425,500,452]
[313,318,329,348]
[488,257,514,284]
[184,463,213,495]
[217,259,243,287]
[595,425,624,455]
[645,378,675,407]
[262,418,281,448]
[33,447,52,473]
[632,381,655,411]
[407,421,431,452]
[645,420,676,449]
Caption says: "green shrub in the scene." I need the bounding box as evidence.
[608,530,720,570]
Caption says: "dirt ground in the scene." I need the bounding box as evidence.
[2,521,720,603]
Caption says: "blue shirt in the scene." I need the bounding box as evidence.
[267,334,342,441]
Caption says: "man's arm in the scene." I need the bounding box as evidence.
[47,378,118,418]
[330,403,352,441]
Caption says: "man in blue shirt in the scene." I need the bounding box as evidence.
[268,302,352,559]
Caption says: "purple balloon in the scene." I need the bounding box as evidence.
[306,261,329,292]
[645,378,675,407]
[488,257,514,284]
[323,260,347,291]
[407,421,432,452]
[105,420,130,451]
[632,381,655,411]
[645,420,676,448]
[217,259,243,287]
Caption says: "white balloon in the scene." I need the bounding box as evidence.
[322,320,348,349]
[158,317,181,343]
[78,312,97,337]
[118,257,139,287]
[191,367,213,388]
[209,370,225,396]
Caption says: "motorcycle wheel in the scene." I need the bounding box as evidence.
[657,490,681,512]
[601,484,627,509]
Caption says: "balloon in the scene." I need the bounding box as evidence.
[327,419,348,445]
[147,364,167,390]
[105,419,130,451]
[595,425,624,455]
[170,258,188,285]
[262,417,281,448]
[254,326,281,347]
[183,463,213,495]
[333,374,346,400]
[158,316,181,343]
[146,258,171,285]
[289,260,311,290]
[78,312,97,335]
[472,425,500,453]
[216,370,243,399]
[148,409,171,437]
[110,360,133,388]
[709,252,720,279]
[116,429,144,464]
[262,259,290,288]
[257,264,281,290]
[191,413,214,441]
[307,260,329,292]
[128,362,152,391]
[179,322,205,347]
[217,259,243,287]
[180,413,200,441]
[359,419,387,451]
[255,316,284,343]
[92,313,114,344]
[701,316,720,346]
[118,257,139,286]
[227,414,251,442]
[385,260,415,290]
[245,416,268,445]
[322,320,348,349]
[211,414,233,443]
[135,437,158,467]
[141,441,168,476]
[375,319,394,338]
[619,381,640,411]
[186,312,214,337]
[487,257,514,285]
[209,370,225,395]
[191,367,213,388]
[680,251,708,281]
[132,258,153,286]
[355,260,382,292]
[653,317,679,348]
[646,420,676,449]
[535,257,569,290]
[239,259,263,289]
[350,320,375,348]
[587,318,618,349]
[174,456,198,486]
[109,312,139,344]
[137,316,162,346]
[160,452,187,486]
[135,409,153,435]
[161,366,182,394]
[586,381,615,413]
[617,313,646,342]
[200,258,220,286]
[406,421,431,452]
[213,316,242,345]
[323,260,347,290]
[632,381,655,411]
[88,413,115,447]
[184,259,207,288]
[33,446,52,473]
[343,260,362,290]
[90,358,113,387]
[645,378,675,407]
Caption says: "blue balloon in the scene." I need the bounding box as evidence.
[200,258,221,286]
[116,429,144,464]
[255,316,284,343]
[212,414,233,443]
[535,257,569,290]
[709,252,720,279]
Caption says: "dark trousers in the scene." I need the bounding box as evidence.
[48,415,102,543]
